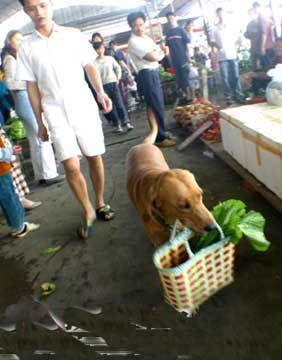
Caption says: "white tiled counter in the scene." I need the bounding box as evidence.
[220,103,282,199]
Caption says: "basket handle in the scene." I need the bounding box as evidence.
[169,221,195,258]
[169,221,225,259]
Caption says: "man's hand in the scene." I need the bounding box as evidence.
[38,123,49,141]
[13,145,22,155]
[97,92,112,114]
[156,48,165,61]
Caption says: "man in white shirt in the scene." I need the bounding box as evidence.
[127,12,176,147]
[17,0,115,238]
[212,8,242,104]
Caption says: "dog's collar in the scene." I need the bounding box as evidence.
[152,210,173,230]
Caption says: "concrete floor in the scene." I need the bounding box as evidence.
[0,108,281,359]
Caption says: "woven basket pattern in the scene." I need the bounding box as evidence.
[154,234,235,315]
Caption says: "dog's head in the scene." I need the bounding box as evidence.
[150,169,215,233]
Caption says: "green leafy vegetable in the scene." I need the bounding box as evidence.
[237,211,270,251]
[194,199,270,253]
[7,118,26,141]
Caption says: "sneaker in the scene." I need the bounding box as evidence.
[39,174,65,186]
[24,201,42,211]
[114,125,124,134]
[155,139,176,148]
[12,222,40,238]
[125,123,134,131]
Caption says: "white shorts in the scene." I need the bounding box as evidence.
[50,121,105,162]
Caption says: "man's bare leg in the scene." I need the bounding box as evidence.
[87,155,114,221]
[86,155,105,210]
[63,157,95,222]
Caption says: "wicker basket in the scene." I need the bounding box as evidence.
[153,223,235,316]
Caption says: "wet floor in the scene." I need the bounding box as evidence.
[0,108,281,359]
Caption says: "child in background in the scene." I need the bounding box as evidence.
[0,127,40,237]
[94,43,134,133]
[193,47,208,67]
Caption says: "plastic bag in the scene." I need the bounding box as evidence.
[266,64,282,106]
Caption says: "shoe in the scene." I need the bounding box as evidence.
[39,175,65,186]
[24,201,42,211]
[12,222,40,238]
[114,125,124,134]
[225,97,234,106]
[164,131,176,140]
[125,123,134,131]
[155,139,176,148]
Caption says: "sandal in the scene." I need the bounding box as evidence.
[77,218,95,239]
[96,205,115,221]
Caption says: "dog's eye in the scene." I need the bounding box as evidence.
[179,203,190,210]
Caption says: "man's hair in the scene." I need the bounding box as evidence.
[185,19,194,27]
[216,7,223,14]
[91,32,103,42]
[18,0,25,5]
[109,40,117,47]
[127,12,146,28]
[194,46,200,51]
[252,1,261,8]
[165,11,175,18]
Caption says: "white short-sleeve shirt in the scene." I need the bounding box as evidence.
[17,23,105,161]
[17,23,99,131]
[211,24,238,62]
[128,33,159,72]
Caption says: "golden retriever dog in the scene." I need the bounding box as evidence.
[126,142,215,247]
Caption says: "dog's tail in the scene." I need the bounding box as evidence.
[142,121,158,145]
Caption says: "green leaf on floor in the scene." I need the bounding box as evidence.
[41,246,61,256]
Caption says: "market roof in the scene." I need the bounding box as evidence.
[0,0,168,44]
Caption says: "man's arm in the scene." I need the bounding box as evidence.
[113,58,122,81]
[143,48,164,62]
[26,81,49,141]
[85,63,112,113]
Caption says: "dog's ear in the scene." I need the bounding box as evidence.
[145,172,167,217]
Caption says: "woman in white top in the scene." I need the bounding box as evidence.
[94,42,133,133]
[1,30,63,185]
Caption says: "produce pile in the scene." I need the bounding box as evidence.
[239,59,252,73]
[159,66,175,82]
[240,87,266,105]
[193,199,270,253]
[6,117,26,141]
[174,98,221,141]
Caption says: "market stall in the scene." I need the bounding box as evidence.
[220,103,282,199]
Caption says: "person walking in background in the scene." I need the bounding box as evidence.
[127,11,176,147]
[245,4,263,70]
[94,42,134,133]
[165,12,192,101]
[17,0,115,239]
[1,30,64,186]
[212,8,242,105]
[107,40,134,111]
[0,126,40,238]
[245,2,275,70]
